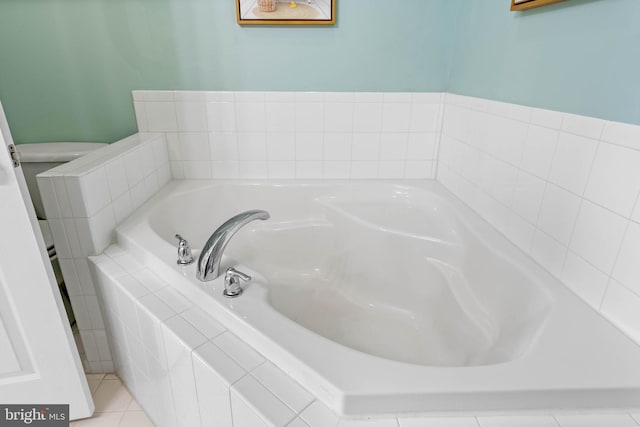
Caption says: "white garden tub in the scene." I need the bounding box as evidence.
[115,180,640,415]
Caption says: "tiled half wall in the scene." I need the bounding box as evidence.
[37,133,171,372]
[438,93,640,345]
[132,90,443,180]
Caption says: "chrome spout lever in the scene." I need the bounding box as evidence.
[175,234,194,265]
[197,210,270,282]
[223,267,251,298]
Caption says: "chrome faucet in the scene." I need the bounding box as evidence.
[196,210,270,282]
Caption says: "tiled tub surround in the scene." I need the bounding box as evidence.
[37,133,171,373]
[437,94,640,345]
[132,90,443,180]
[89,249,640,427]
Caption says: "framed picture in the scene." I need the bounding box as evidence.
[510,0,566,11]
[236,0,335,25]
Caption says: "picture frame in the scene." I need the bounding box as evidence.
[236,0,336,25]
[510,0,567,11]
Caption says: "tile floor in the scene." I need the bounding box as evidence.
[72,374,154,427]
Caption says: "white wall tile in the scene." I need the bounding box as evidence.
[231,390,270,427]
[145,102,178,132]
[601,120,640,150]
[536,184,581,245]
[176,102,207,132]
[180,132,210,161]
[207,102,237,132]
[561,113,605,140]
[138,90,174,102]
[239,161,268,179]
[353,103,383,133]
[251,362,314,413]
[174,91,206,102]
[378,162,406,179]
[561,251,609,308]
[325,103,354,132]
[612,221,640,295]
[81,168,111,217]
[352,134,380,161]
[382,103,411,132]
[323,162,350,179]
[530,108,563,130]
[511,171,546,224]
[265,92,295,102]
[324,92,354,103]
[231,375,295,427]
[548,133,598,195]
[351,161,378,179]
[105,160,129,201]
[124,149,144,187]
[584,142,640,217]
[193,341,246,387]
[405,161,433,179]
[238,133,268,161]
[213,332,264,371]
[206,91,235,102]
[236,102,266,132]
[36,176,61,219]
[379,133,408,161]
[269,161,296,179]
[602,280,640,346]
[183,161,212,180]
[165,132,182,160]
[520,125,559,179]
[296,161,323,179]
[192,348,235,427]
[134,101,149,132]
[506,212,535,251]
[350,92,380,103]
[324,133,352,161]
[296,102,324,133]
[48,218,72,259]
[210,132,239,161]
[300,401,339,427]
[293,92,322,103]
[296,133,323,161]
[162,316,204,427]
[212,161,240,179]
[410,103,441,132]
[407,133,437,160]
[570,201,628,274]
[52,176,73,218]
[181,306,226,340]
[266,102,296,132]
[530,230,567,277]
[268,133,296,161]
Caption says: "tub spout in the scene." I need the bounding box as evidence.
[196,210,270,282]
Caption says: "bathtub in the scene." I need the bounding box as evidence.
[115,180,640,416]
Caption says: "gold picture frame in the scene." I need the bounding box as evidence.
[510,0,567,11]
[236,0,335,25]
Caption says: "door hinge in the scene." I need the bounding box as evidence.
[8,144,20,168]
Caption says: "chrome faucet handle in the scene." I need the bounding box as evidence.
[223,267,251,298]
[175,234,194,265]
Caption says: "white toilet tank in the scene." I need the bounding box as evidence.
[18,142,108,219]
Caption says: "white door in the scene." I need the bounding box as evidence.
[0,102,93,420]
